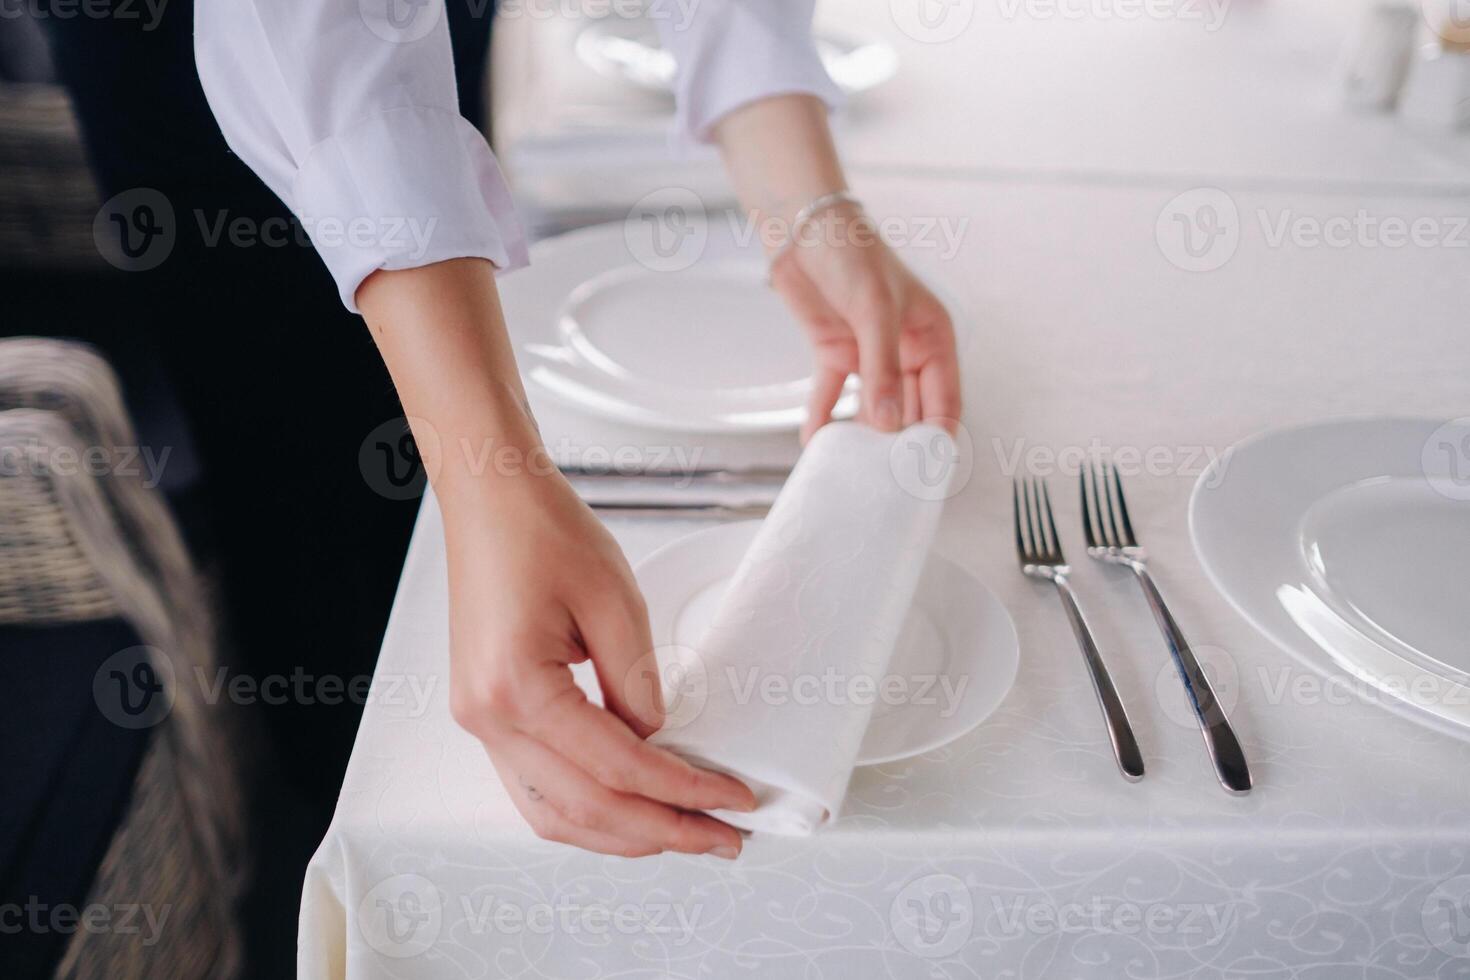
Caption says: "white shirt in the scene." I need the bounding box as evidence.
[194,0,841,312]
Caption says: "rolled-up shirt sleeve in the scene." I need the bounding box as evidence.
[653,0,843,146]
[194,0,528,312]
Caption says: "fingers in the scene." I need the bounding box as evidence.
[490,733,744,859]
[910,297,962,430]
[581,583,662,738]
[802,365,849,444]
[852,292,903,431]
[529,683,757,814]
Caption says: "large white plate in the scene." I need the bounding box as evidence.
[574,19,899,98]
[633,521,1020,765]
[1190,416,1470,739]
[503,219,865,434]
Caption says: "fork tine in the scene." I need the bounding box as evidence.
[1041,479,1064,562]
[1088,461,1111,547]
[1080,465,1098,548]
[1096,460,1123,548]
[1023,477,1040,560]
[1109,463,1138,547]
[1012,478,1027,560]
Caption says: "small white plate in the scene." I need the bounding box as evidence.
[505,219,868,434]
[574,19,899,97]
[633,521,1020,765]
[1190,416,1470,739]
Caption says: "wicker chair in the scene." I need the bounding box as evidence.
[0,384,241,976]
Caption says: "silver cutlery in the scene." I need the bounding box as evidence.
[1081,462,1252,796]
[587,501,772,520]
[560,462,792,483]
[1013,476,1146,782]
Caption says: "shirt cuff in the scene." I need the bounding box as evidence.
[292,106,529,313]
[661,5,844,149]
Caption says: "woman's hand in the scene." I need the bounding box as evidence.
[358,259,755,859]
[770,211,960,443]
[713,95,962,442]
[443,467,754,858]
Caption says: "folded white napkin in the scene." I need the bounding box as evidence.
[650,422,956,835]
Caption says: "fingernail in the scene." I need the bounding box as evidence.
[876,397,902,431]
[730,797,758,813]
[708,845,740,861]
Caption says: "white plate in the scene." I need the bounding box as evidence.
[505,219,862,433]
[1190,416,1470,738]
[574,19,899,97]
[633,521,1020,765]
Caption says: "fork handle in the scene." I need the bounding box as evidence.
[1052,577,1146,782]
[1130,566,1253,795]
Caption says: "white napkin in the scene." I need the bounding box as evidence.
[650,422,956,835]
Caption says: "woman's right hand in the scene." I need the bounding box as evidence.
[441,459,755,859]
[358,258,754,859]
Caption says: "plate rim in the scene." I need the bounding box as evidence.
[631,519,1020,766]
[1188,413,1470,740]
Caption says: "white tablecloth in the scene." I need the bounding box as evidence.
[300,175,1470,978]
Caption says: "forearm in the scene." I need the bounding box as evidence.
[712,94,851,254]
[356,258,546,526]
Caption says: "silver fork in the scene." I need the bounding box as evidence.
[1013,477,1145,782]
[1081,462,1252,796]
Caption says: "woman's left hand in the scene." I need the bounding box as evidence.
[769,210,962,443]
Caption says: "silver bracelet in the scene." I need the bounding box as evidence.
[770,190,863,263]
